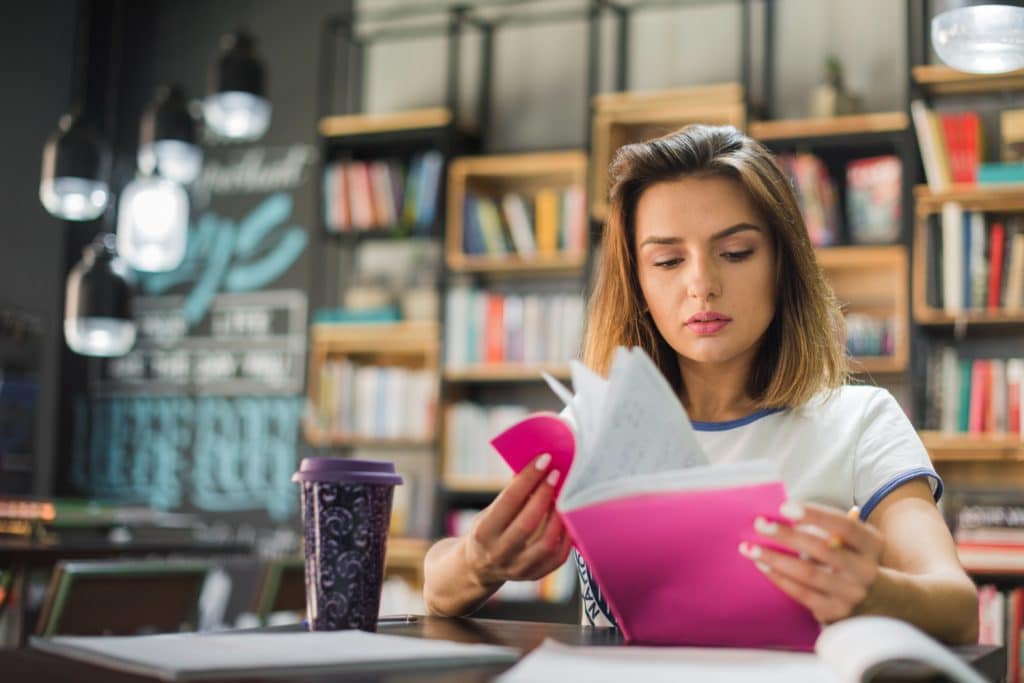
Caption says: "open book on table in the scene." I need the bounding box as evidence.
[496,616,988,683]
[489,346,821,650]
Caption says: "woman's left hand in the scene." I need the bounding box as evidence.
[740,501,884,624]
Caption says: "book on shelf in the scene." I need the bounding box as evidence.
[910,100,985,191]
[460,185,587,260]
[309,359,436,441]
[925,347,1023,434]
[444,402,526,483]
[323,151,442,233]
[925,211,1024,314]
[1003,109,1024,162]
[776,153,839,247]
[489,347,818,649]
[444,287,584,368]
[845,155,901,244]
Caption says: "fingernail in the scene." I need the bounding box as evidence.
[780,501,805,521]
[546,469,560,487]
[755,561,771,573]
[535,453,551,470]
[754,516,778,536]
[738,541,762,559]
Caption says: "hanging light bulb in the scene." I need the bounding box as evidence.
[65,233,136,357]
[39,113,111,221]
[932,2,1024,74]
[138,84,203,185]
[203,31,271,141]
[116,176,189,272]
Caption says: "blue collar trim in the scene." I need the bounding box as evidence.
[691,407,786,432]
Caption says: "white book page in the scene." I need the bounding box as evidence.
[496,639,836,683]
[551,348,709,505]
[815,616,987,683]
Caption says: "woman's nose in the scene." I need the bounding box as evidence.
[686,257,722,301]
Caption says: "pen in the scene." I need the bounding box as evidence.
[378,614,419,623]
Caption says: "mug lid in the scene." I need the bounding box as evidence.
[291,457,403,486]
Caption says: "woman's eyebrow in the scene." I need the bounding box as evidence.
[639,223,762,248]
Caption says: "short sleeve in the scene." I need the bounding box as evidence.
[853,389,943,520]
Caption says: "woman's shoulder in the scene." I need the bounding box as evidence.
[790,384,897,420]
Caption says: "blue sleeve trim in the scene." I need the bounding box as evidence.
[859,467,944,521]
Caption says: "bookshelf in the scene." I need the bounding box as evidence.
[589,83,747,221]
[443,364,572,383]
[445,150,589,273]
[908,52,1024,523]
[815,245,909,374]
[749,111,909,141]
[303,321,439,447]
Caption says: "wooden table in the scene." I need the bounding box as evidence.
[0,616,1006,682]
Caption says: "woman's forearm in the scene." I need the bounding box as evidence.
[422,536,503,617]
[859,567,979,645]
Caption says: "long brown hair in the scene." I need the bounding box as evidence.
[582,124,848,409]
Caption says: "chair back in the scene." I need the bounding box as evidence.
[35,559,210,636]
[252,556,305,623]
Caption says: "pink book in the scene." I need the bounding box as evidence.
[489,348,820,651]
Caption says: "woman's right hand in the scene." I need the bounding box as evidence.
[462,453,573,589]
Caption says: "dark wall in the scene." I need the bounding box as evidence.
[0,1,80,495]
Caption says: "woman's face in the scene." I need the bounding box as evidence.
[634,175,777,370]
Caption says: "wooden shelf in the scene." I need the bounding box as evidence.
[814,245,910,375]
[749,112,908,141]
[848,355,906,374]
[385,536,430,572]
[442,475,507,495]
[589,84,746,221]
[310,321,439,355]
[318,107,454,138]
[302,423,435,449]
[445,253,587,275]
[913,307,1024,326]
[920,431,1024,462]
[443,364,572,383]
[914,184,1024,216]
[445,150,589,270]
[912,65,1024,96]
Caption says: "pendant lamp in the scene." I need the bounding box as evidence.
[932,2,1024,74]
[138,84,203,185]
[116,175,189,272]
[39,113,111,221]
[64,233,136,357]
[203,31,271,141]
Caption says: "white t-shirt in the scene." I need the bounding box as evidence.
[574,385,942,627]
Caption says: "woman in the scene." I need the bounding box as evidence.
[423,124,978,645]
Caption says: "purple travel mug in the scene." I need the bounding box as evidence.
[292,458,403,631]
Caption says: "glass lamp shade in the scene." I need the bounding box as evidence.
[39,114,111,221]
[204,31,271,140]
[138,84,203,184]
[932,4,1024,74]
[64,233,136,357]
[117,176,189,272]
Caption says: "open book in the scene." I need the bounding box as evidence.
[490,347,821,650]
[496,616,988,683]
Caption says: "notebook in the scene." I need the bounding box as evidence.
[30,630,520,681]
[489,346,821,650]
[495,616,988,683]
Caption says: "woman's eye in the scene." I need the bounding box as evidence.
[654,258,682,268]
[722,249,754,262]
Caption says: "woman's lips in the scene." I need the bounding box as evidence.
[687,320,730,335]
